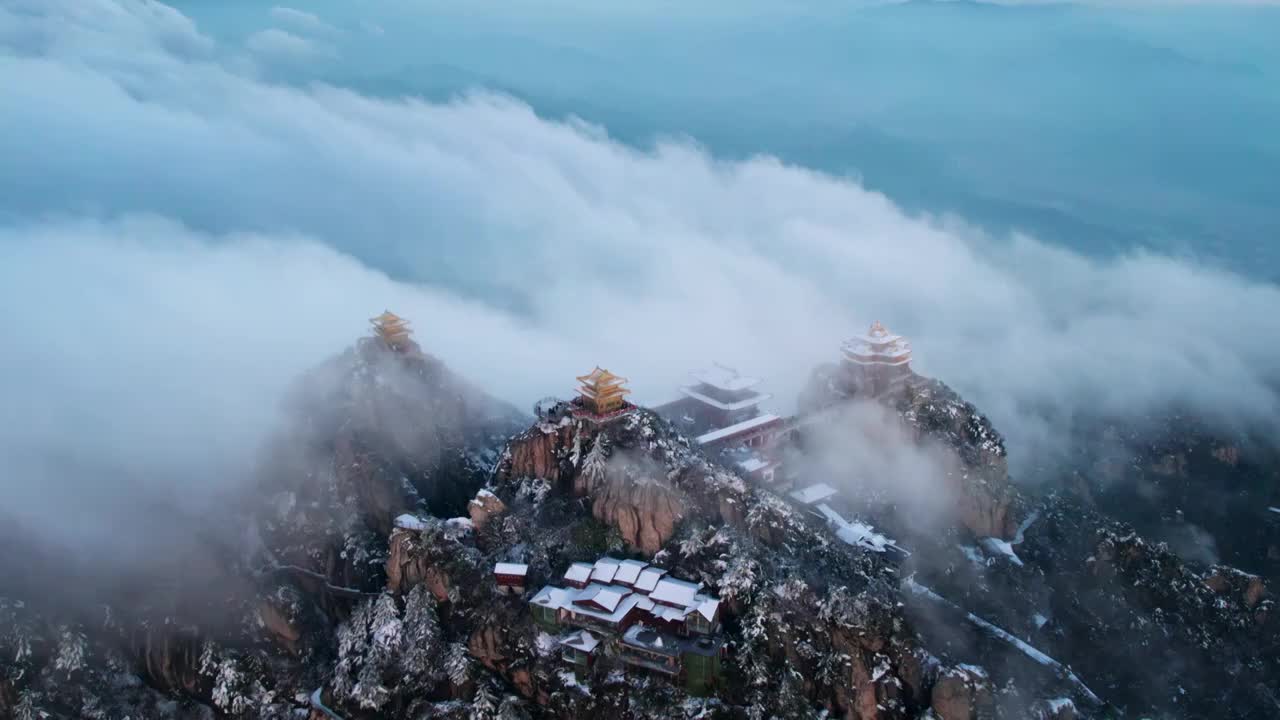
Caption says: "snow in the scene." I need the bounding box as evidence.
[903,577,1102,706]
[696,597,721,622]
[790,483,840,505]
[494,563,529,577]
[653,604,690,622]
[695,413,781,445]
[680,386,772,412]
[960,545,985,566]
[557,670,591,695]
[1012,510,1040,544]
[535,632,559,655]
[1033,613,1049,629]
[689,363,763,392]
[978,512,1037,566]
[531,586,574,610]
[565,590,647,625]
[558,629,601,653]
[1047,697,1075,712]
[393,514,427,531]
[816,502,906,553]
[978,537,1024,567]
[837,523,891,552]
[476,489,497,499]
[613,559,649,586]
[574,584,628,613]
[737,457,769,473]
[564,562,594,585]
[590,557,622,584]
[445,517,473,530]
[649,577,702,607]
[1269,507,1280,514]
[622,625,681,656]
[634,567,667,593]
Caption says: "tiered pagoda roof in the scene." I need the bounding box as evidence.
[370,310,414,350]
[841,321,912,367]
[576,366,632,415]
[680,362,772,411]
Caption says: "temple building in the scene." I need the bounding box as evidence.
[572,367,635,421]
[840,321,915,398]
[493,562,529,595]
[370,310,415,352]
[654,363,785,486]
[528,555,726,694]
[680,363,772,429]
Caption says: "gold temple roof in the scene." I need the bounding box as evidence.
[370,310,413,347]
[577,366,628,389]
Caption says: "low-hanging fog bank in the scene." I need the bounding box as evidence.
[2,0,1279,566]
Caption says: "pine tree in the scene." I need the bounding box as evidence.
[470,681,499,719]
[496,696,528,720]
[53,625,87,677]
[399,585,442,687]
[348,592,401,710]
[446,642,472,687]
[333,597,374,700]
[580,434,610,493]
[14,691,41,720]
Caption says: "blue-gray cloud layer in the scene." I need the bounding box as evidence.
[1,0,1278,553]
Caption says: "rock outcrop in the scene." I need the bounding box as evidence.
[467,489,507,531]
[498,408,740,554]
[929,665,995,720]
[799,366,1017,539]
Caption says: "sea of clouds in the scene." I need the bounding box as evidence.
[1,0,1278,555]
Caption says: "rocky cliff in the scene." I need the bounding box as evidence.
[799,365,1017,539]
[5,329,1278,719]
[497,407,745,553]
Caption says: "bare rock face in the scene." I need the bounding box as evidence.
[1204,566,1268,609]
[505,420,576,486]
[128,625,205,696]
[590,470,685,554]
[799,366,1017,539]
[929,666,995,720]
[386,521,482,601]
[467,489,507,531]
[894,380,1015,539]
[258,597,303,654]
[499,410,710,554]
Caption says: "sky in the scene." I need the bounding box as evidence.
[1,0,1279,558]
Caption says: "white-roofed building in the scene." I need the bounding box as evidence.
[839,321,917,397]
[558,629,602,672]
[651,363,789,490]
[614,559,649,587]
[527,555,726,692]
[573,583,629,614]
[563,562,594,589]
[493,562,529,595]
[680,363,773,427]
[633,566,667,594]
[649,577,702,608]
[590,557,623,584]
[790,482,840,506]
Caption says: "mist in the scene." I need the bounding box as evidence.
[2,0,1279,573]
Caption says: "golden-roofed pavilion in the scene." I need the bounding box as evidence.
[370,310,413,350]
[576,367,632,415]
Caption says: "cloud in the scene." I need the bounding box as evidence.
[245,28,331,62]
[1,0,1278,564]
[269,6,336,35]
